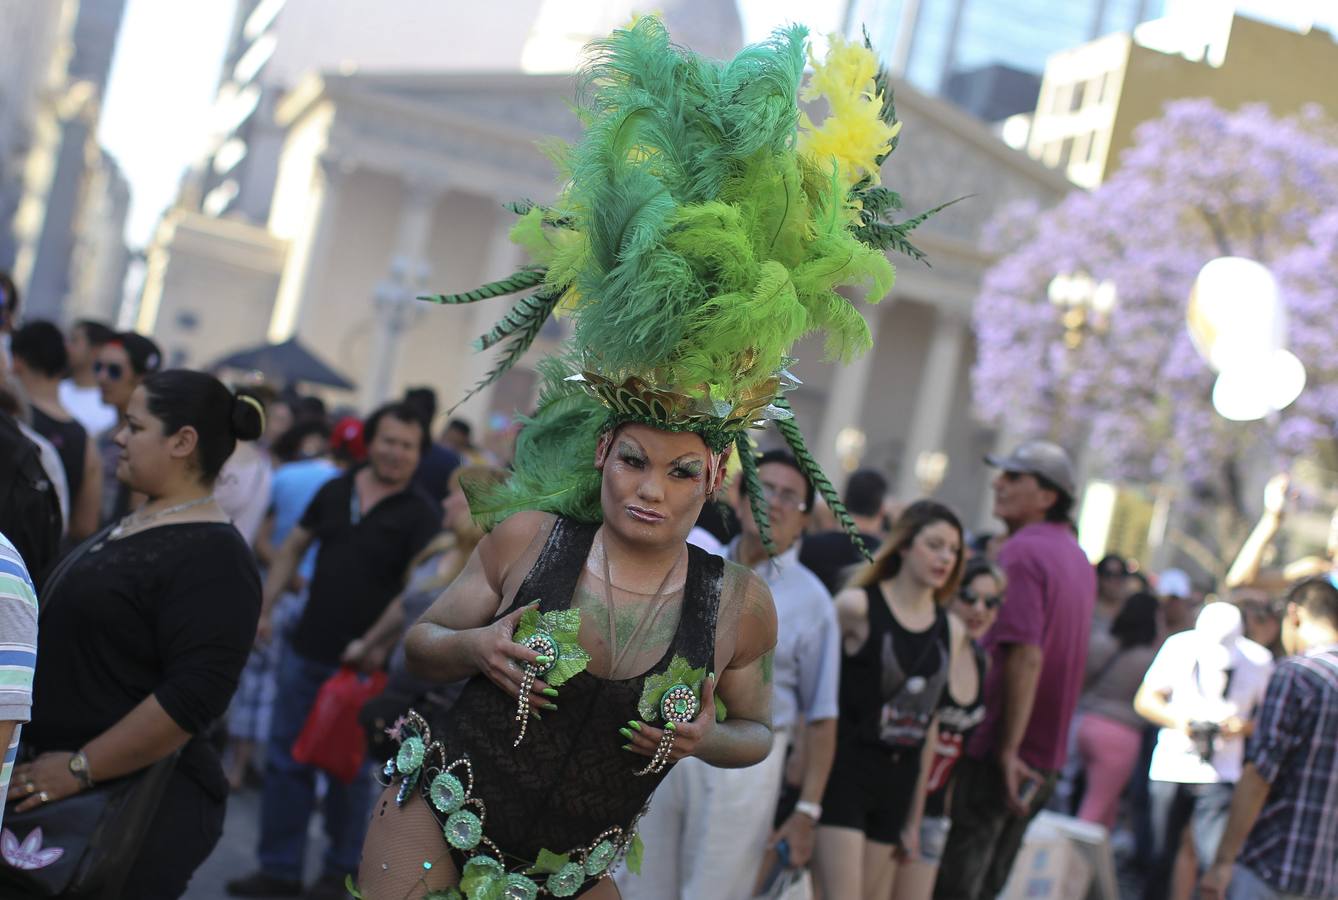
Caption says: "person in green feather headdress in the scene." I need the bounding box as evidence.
[354,16,948,900]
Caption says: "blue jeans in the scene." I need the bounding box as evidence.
[1227,864,1311,900]
[258,645,372,881]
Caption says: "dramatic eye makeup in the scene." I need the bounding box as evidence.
[670,458,704,479]
[616,441,648,467]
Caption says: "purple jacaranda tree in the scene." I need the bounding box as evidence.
[972,99,1338,558]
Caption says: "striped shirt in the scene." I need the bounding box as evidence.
[1240,647,1338,898]
[0,535,38,830]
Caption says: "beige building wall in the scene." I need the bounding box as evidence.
[1026,13,1338,187]
[136,209,287,369]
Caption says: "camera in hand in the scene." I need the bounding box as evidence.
[1188,720,1220,762]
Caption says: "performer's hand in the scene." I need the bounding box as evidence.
[621,674,716,762]
[469,603,554,714]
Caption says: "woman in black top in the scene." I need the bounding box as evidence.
[10,369,264,899]
[897,557,1006,900]
[814,501,966,900]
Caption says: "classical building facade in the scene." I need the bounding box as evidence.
[140,64,1067,524]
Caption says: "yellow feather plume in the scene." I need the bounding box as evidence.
[797,35,901,191]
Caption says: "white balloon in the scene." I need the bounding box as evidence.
[1267,349,1306,411]
[1187,257,1286,372]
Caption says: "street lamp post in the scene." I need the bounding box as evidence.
[366,255,428,409]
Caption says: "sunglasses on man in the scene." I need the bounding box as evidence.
[958,589,1002,610]
[93,360,125,380]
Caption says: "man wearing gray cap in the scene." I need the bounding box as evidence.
[935,441,1096,899]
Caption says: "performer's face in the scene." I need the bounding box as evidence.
[596,424,709,548]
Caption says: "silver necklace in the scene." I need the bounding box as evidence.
[94,495,216,551]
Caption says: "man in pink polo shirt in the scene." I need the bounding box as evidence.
[935,441,1096,899]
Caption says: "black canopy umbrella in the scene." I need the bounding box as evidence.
[211,337,355,391]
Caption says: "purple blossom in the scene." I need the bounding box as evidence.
[972,100,1338,503]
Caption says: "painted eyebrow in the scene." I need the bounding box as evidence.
[670,456,704,469]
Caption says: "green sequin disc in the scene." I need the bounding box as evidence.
[502,874,539,900]
[584,840,616,876]
[463,854,502,875]
[396,736,425,774]
[429,772,465,814]
[660,684,699,723]
[522,632,558,676]
[547,862,585,897]
[444,810,482,850]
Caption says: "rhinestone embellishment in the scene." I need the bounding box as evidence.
[502,873,539,900]
[429,772,465,814]
[522,631,558,676]
[445,809,483,850]
[584,840,616,875]
[660,683,699,723]
[547,862,586,897]
[396,736,425,774]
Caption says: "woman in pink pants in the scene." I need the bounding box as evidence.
[1074,591,1161,829]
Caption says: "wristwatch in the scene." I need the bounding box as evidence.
[68,751,94,789]
[795,800,822,822]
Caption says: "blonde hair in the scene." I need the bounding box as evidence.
[850,499,966,603]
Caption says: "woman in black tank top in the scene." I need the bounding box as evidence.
[898,557,1006,900]
[812,501,966,900]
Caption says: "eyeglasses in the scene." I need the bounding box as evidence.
[93,360,124,380]
[959,590,1002,610]
[760,480,808,512]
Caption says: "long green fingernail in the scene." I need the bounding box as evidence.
[532,708,543,720]
[628,720,643,731]
[535,655,553,665]
[543,702,558,711]
[621,743,635,752]
[542,688,559,698]
[666,721,677,732]
[619,727,634,740]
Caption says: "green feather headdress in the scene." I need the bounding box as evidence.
[424,19,948,554]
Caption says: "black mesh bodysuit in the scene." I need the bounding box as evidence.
[386,517,722,897]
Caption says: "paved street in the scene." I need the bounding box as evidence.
[184,787,330,900]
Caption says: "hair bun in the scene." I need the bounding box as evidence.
[232,394,266,441]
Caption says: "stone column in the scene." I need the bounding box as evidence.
[362,174,445,409]
[896,306,967,500]
[814,303,885,480]
[268,152,351,342]
[450,211,525,429]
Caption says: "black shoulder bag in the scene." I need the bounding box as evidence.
[0,528,181,898]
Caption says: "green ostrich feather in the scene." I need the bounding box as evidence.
[736,434,776,557]
[419,267,546,305]
[772,395,872,563]
[464,358,606,529]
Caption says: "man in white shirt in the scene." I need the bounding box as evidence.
[1134,600,1274,900]
[619,450,840,900]
[58,320,118,437]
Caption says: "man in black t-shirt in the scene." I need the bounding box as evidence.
[799,467,887,594]
[229,403,440,900]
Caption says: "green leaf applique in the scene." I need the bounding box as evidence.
[637,656,706,722]
[625,833,645,876]
[513,607,590,687]
[527,848,572,875]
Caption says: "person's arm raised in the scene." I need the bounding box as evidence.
[405,512,553,714]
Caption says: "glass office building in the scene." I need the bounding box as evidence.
[849,0,1167,120]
